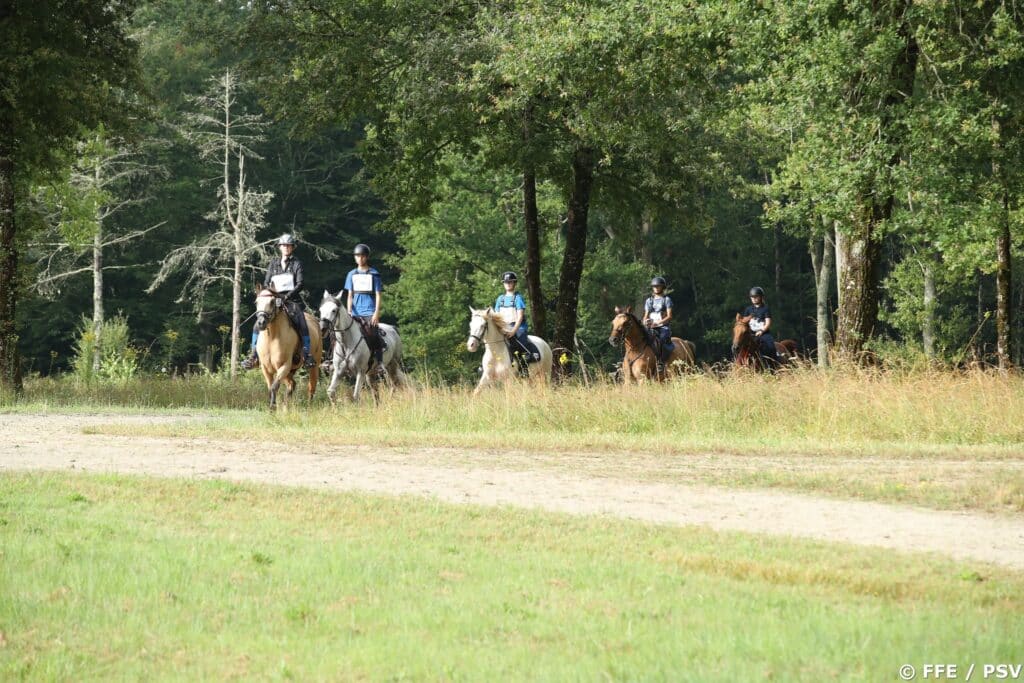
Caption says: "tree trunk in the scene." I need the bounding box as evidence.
[773,223,782,303]
[523,167,546,338]
[810,226,834,368]
[92,219,104,372]
[639,212,653,267]
[552,147,595,372]
[996,194,1012,371]
[0,126,21,392]
[835,217,883,357]
[922,256,936,359]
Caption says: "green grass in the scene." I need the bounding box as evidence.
[1,472,1022,680]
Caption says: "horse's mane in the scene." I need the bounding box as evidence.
[257,288,276,298]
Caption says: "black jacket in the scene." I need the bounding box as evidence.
[264,256,305,302]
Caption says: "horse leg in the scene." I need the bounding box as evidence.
[308,365,319,403]
[352,370,366,402]
[327,365,343,404]
[473,371,491,396]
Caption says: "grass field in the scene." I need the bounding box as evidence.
[4,369,1024,513]
[2,471,1022,680]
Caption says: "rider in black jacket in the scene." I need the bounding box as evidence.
[241,234,314,369]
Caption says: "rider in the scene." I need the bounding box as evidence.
[242,233,313,370]
[344,243,386,376]
[743,286,779,365]
[642,276,675,372]
[495,271,540,372]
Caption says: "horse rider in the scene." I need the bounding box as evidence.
[743,286,779,366]
[342,243,386,377]
[495,271,541,374]
[642,276,676,373]
[242,233,314,370]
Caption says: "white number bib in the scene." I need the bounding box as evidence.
[649,311,663,324]
[351,272,374,293]
[749,318,767,333]
[270,273,295,292]
[499,307,518,326]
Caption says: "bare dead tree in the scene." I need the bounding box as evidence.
[148,69,272,378]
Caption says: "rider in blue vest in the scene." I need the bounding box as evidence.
[344,243,386,376]
[642,276,676,371]
[742,286,779,365]
[495,272,540,370]
[242,234,313,370]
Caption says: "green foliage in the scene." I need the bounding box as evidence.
[71,315,139,384]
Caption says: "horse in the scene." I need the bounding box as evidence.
[466,307,552,394]
[318,291,408,403]
[253,288,323,410]
[608,306,696,382]
[731,314,799,371]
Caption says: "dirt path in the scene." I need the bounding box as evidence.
[3,412,1023,570]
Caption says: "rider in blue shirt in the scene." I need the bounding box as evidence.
[642,276,675,371]
[742,286,779,365]
[495,272,540,370]
[343,243,386,375]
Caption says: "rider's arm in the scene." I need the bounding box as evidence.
[344,271,354,314]
[287,260,304,301]
[761,316,772,333]
[661,305,673,326]
[263,262,273,289]
[372,290,382,323]
[641,299,651,325]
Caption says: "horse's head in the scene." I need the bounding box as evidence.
[608,306,635,347]
[318,290,341,335]
[254,289,282,331]
[466,307,492,352]
[732,314,755,358]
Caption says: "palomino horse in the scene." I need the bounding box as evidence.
[608,306,696,382]
[318,291,408,403]
[253,288,323,410]
[467,307,552,395]
[731,314,799,371]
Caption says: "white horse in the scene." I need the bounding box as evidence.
[466,307,552,394]
[318,291,408,403]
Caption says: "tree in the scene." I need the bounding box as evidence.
[148,69,272,378]
[0,0,141,391]
[30,130,165,370]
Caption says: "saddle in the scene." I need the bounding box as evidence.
[355,318,387,353]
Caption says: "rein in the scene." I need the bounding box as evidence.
[614,314,656,370]
[326,305,367,370]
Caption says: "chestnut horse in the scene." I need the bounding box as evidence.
[608,306,696,382]
[253,288,323,410]
[731,314,799,371]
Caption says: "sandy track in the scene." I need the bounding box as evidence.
[3,412,1023,570]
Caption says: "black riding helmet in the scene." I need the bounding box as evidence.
[651,276,667,288]
[749,286,765,298]
[502,271,518,283]
[353,243,370,256]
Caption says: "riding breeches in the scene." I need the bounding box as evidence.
[510,329,540,362]
[652,325,674,360]
[283,300,309,338]
[758,333,778,362]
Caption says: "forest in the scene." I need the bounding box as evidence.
[2,0,1022,389]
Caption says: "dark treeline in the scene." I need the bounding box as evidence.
[1,0,1022,388]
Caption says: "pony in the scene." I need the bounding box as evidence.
[466,307,552,395]
[253,288,322,410]
[731,314,799,371]
[318,291,408,403]
[608,306,696,382]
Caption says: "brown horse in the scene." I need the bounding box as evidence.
[731,314,799,371]
[253,289,323,410]
[609,306,696,382]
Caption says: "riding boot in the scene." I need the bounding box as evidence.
[301,335,314,369]
[241,331,260,370]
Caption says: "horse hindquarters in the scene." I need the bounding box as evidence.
[526,335,553,384]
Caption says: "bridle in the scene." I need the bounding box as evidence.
[611,313,655,371]
[255,295,282,330]
[469,313,506,348]
[322,300,366,369]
